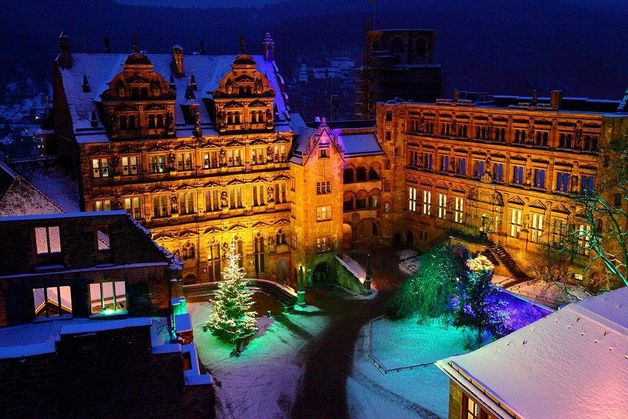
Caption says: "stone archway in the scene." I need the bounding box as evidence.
[312,262,332,285]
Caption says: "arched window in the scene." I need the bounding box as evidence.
[356,190,368,209]
[369,189,380,209]
[254,233,265,274]
[356,166,367,182]
[343,168,354,183]
[368,163,381,180]
[276,229,287,246]
[343,191,355,211]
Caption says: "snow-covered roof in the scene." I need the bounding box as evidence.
[11,160,80,212]
[59,52,290,143]
[0,160,64,216]
[436,287,628,419]
[0,317,170,359]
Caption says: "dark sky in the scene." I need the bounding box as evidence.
[115,0,285,8]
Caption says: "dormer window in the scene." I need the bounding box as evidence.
[319,149,329,159]
[35,226,61,254]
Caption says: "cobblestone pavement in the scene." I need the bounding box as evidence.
[291,247,410,419]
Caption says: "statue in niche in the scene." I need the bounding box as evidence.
[226,80,233,95]
[267,185,275,202]
[266,146,274,162]
[526,168,532,185]
[487,121,494,139]
[527,122,535,144]
[574,122,583,149]
[219,148,227,167]
[113,198,123,210]
[111,115,119,132]
[418,116,425,132]
[266,108,273,122]
[167,151,176,170]
[449,158,455,173]
[220,191,229,208]
[217,109,225,126]
[193,107,202,137]
[254,78,263,94]
[165,112,174,131]
[571,174,579,193]
[450,118,457,136]
[170,194,178,213]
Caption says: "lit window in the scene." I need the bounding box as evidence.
[316,206,332,222]
[316,237,332,253]
[530,213,543,243]
[316,181,332,195]
[577,223,591,255]
[512,165,524,185]
[89,281,127,314]
[33,286,72,318]
[95,200,111,211]
[438,193,447,219]
[454,197,464,223]
[422,190,432,215]
[35,226,61,254]
[121,156,138,175]
[92,158,109,178]
[124,197,142,219]
[510,209,522,238]
[408,187,417,211]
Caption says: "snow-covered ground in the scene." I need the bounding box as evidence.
[189,302,328,419]
[348,318,470,418]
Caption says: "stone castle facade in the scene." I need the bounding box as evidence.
[51,33,627,289]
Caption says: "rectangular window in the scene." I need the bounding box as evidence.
[512,165,524,185]
[252,185,265,207]
[385,131,392,141]
[408,150,419,167]
[203,151,219,169]
[33,286,72,318]
[530,213,544,243]
[152,195,169,218]
[316,237,332,253]
[230,187,243,209]
[275,182,288,203]
[533,168,546,189]
[422,152,433,170]
[205,189,220,212]
[493,163,504,182]
[408,187,417,212]
[439,155,449,173]
[577,223,591,255]
[97,229,110,251]
[149,155,166,173]
[92,158,109,178]
[316,181,331,194]
[95,200,111,211]
[422,190,432,215]
[124,197,142,219]
[177,153,193,171]
[454,197,464,223]
[581,175,595,194]
[319,148,329,159]
[552,219,568,248]
[438,193,447,219]
[291,233,297,249]
[316,206,332,222]
[179,191,195,214]
[121,156,138,175]
[556,172,570,192]
[473,160,485,178]
[251,147,266,165]
[228,149,242,167]
[35,226,61,254]
[89,281,126,314]
[510,209,522,238]
[466,396,482,419]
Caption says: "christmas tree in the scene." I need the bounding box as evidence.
[207,241,258,343]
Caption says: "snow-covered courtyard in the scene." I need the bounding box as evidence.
[348,317,470,418]
[189,301,328,419]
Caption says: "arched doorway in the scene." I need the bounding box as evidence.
[277,258,288,284]
[312,262,331,285]
[406,231,414,247]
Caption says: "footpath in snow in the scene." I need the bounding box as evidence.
[189,302,328,419]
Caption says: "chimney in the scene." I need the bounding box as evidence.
[103,37,111,53]
[171,45,184,78]
[190,73,197,91]
[82,74,91,92]
[199,41,205,55]
[550,90,563,110]
[58,32,72,69]
[90,106,98,128]
[262,32,274,61]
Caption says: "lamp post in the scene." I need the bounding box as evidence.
[297,265,306,307]
[364,254,372,295]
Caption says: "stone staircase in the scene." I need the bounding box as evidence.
[488,243,531,287]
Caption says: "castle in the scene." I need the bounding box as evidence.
[49,33,627,290]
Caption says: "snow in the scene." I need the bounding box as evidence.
[59,52,290,142]
[0,317,171,359]
[508,278,590,308]
[0,161,63,216]
[12,161,80,212]
[437,287,628,419]
[370,317,468,370]
[348,319,456,418]
[293,127,382,161]
[189,301,328,419]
